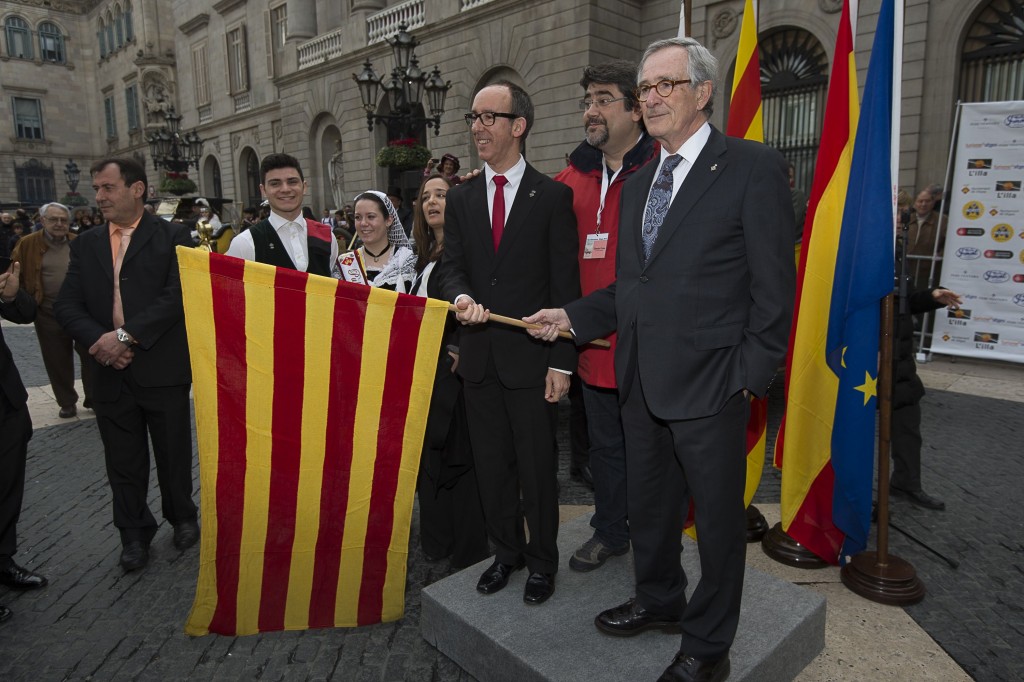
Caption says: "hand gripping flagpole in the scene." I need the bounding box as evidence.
[445,304,611,348]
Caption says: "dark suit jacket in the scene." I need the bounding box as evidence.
[440,162,580,388]
[54,210,193,401]
[568,127,795,420]
[0,289,37,412]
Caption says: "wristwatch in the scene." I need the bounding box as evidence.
[116,327,135,346]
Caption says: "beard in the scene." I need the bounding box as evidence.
[585,120,609,148]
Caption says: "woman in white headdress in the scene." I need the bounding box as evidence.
[336,190,416,292]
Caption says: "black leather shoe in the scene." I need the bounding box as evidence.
[658,652,730,682]
[173,520,200,551]
[595,598,681,636]
[0,562,48,590]
[58,405,77,418]
[0,604,10,623]
[890,486,946,511]
[83,398,93,410]
[523,572,554,604]
[476,559,524,594]
[120,541,150,572]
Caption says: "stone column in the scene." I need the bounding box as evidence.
[287,0,318,40]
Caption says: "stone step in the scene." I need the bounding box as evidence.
[421,514,825,681]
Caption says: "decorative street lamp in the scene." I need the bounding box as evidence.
[352,22,451,137]
[63,159,80,193]
[146,105,205,173]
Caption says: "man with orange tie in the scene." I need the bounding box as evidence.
[54,158,198,573]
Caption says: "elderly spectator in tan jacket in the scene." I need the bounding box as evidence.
[10,202,93,418]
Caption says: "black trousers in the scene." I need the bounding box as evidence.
[620,373,747,660]
[34,306,93,409]
[891,401,923,491]
[463,356,560,574]
[0,401,32,558]
[92,373,196,544]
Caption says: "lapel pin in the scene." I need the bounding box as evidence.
[269,243,275,249]
[710,163,718,172]
[529,190,536,198]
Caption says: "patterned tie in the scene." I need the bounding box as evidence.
[112,226,135,327]
[288,222,307,271]
[491,175,508,252]
[642,154,683,262]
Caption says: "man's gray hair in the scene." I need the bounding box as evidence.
[39,202,71,218]
[638,37,719,116]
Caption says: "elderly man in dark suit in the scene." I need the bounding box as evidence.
[0,261,49,624]
[54,158,198,573]
[440,80,580,605]
[527,38,795,682]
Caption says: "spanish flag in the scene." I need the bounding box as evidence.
[178,248,447,636]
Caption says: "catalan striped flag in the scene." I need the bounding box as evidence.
[178,247,447,636]
[775,0,900,564]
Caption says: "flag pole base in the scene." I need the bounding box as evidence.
[840,551,926,606]
[745,505,769,543]
[761,523,830,568]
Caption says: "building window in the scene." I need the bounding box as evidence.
[104,96,117,139]
[15,159,56,205]
[5,16,33,60]
[192,43,210,106]
[13,97,43,139]
[227,26,250,94]
[124,2,134,42]
[270,4,287,77]
[106,13,115,54]
[126,84,140,131]
[38,22,66,63]
[98,20,107,58]
[959,0,1024,102]
[114,7,125,49]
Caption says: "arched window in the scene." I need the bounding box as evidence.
[114,7,124,49]
[98,18,107,57]
[757,27,829,198]
[105,12,115,54]
[959,0,1024,102]
[38,22,65,63]
[4,16,33,60]
[123,2,134,42]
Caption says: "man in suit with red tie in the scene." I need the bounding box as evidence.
[527,38,794,681]
[440,80,580,605]
[55,158,198,573]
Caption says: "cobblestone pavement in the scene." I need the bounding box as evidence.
[1,321,1020,680]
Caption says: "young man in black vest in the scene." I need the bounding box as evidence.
[226,153,338,276]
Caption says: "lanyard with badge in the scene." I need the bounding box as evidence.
[584,159,619,259]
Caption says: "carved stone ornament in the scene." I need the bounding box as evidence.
[16,0,86,14]
[232,133,241,150]
[818,0,843,13]
[712,9,739,47]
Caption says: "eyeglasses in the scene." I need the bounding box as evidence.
[579,96,627,110]
[464,111,519,126]
[43,217,70,224]
[636,78,693,102]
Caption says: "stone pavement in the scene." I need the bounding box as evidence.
[1,318,1021,681]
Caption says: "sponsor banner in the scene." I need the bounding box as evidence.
[933,101,1024,363]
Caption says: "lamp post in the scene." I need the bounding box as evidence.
[63,159,80,193]
[146,105,205,174]
[352,22,451,137]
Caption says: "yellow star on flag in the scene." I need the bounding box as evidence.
[853,371,877,406]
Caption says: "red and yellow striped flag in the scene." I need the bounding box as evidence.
[177,247,447,636]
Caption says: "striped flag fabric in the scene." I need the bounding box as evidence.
[773,0,859,564]
[775,0,900,564]
[178,247,448,636]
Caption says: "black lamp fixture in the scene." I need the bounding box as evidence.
[146,105,205,173]
[352,22,451,136]
[63,159,80,194]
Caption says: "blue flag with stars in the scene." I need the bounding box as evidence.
[825,0,897,561]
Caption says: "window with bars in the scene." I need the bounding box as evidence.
[193,43,211,106]
[13,97,44,139]
[126,84,140,131]
[269,4,288,77]
[104,96,117,139]
[124,2,134,42]
[5,16,33,59]
[106,14,114,55]
[98,19,107,58]
[15,159,56,205]
[114,8,124,49]
[38,22,66,63]
[227,26,250,94]
[959,0,1024,102]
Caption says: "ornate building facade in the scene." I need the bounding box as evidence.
[1,0,1021,214]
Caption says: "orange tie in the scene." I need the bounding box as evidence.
[112,227,135,327]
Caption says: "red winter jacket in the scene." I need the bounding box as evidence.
[554,133,658,388]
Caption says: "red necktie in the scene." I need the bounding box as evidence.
[492,175,508,252]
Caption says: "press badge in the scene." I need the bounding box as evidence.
[584,232,609,259]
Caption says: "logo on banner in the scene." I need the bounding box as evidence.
[1015,274,1024,283]
[996,180,1021,198]
[947,308,971,326]
[1014,293,1024,307]
[967,158,992,170]
[1006,114,1024,128]
[963,201,984,219]
[957,227,986,236]
[974,331,999,345]
[992,224,1015,241]
[984,249,1013,259]
[957,247,981,260]
[983,270,1010,283]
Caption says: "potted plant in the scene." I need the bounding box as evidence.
[159,171,198,196]
[375,137,432,171]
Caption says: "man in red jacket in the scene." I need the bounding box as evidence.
[555,60,658,572]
